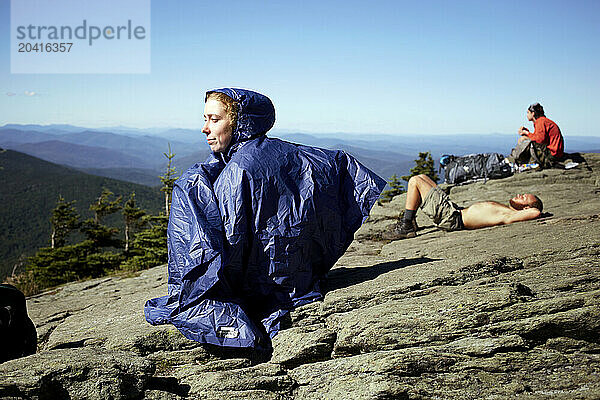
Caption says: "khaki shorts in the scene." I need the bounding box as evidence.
[420,187,463,231]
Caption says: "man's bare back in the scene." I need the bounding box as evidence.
[461,201,541,230]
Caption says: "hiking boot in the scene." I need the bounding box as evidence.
[412,218,419,232]
[382,220,417,240]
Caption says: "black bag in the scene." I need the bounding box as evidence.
[441,153,513,185]
[0,284,37,363]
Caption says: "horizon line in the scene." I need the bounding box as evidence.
[2,122,600,139]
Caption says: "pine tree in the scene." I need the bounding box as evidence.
[90,188,123,224]
[123,193,146,252]
[24,239,123,291]
[402,151,439,183]
[81,188,123,249]
[122,155,175,271]
[50,196,80,248]
[25,240,95,289]
[78,188,125,278]
[120,214,168,271]
[19,188,128,294]
[379,174,405,203]
[159,144,178,216]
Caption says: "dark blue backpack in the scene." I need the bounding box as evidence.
[440,153,513,185]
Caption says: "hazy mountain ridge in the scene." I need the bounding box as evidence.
[0,128,60,144]
[0,126,204,185]
[276,131,600,158]
[2,124,599,187]
[78,167,163,188]
[11,140,154,169]
[57,130,196,162]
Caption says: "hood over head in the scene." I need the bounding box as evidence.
[205,88,276,147]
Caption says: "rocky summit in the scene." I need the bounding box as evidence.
[2,153,599,400]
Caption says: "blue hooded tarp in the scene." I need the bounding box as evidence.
[145,88,386,348]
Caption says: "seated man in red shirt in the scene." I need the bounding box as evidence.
[512,102,565,166]
[383,174,543,240]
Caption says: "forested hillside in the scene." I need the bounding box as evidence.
[0,149,163,280]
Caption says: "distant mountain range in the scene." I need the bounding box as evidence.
[1,124,599,188]
[11,141,153,169]
[272,131,600,159]
[0,149,163,281]
[78,167,162,187]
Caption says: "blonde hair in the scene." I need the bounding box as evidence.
[206,92,239,131]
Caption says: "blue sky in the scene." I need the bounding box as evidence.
[1,0,599,136]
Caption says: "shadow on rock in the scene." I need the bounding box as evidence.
[561,152,592,171]
[202,343,273,364]
[324,257,437,292]
[147,376,191,397]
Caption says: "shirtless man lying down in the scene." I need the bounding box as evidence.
[384,174,543,240]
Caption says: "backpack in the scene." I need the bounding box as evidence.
[0,284,37,363]
[440,153,513,185]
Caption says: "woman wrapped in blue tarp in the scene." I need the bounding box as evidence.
[145,88,386,348]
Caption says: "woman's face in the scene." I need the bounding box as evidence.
[202,99,233,153]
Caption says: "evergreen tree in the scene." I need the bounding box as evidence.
[76,188,125,279]
[81,188,123,249]
[80,222,123,249]
[26,241,95,289]
[120,214,168,271]
[90,188,123,224]
[402,151,439,183]
[379,174,405,203]
[24,240,122,291]
[50,196,80,248]
[159,144,178,216]
[123,193,146,252]
[14,184,162,294]
[122,155,175,271]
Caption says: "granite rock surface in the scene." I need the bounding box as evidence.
[2,153,599,399]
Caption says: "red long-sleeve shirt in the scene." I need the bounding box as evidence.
[526,116,564,158]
